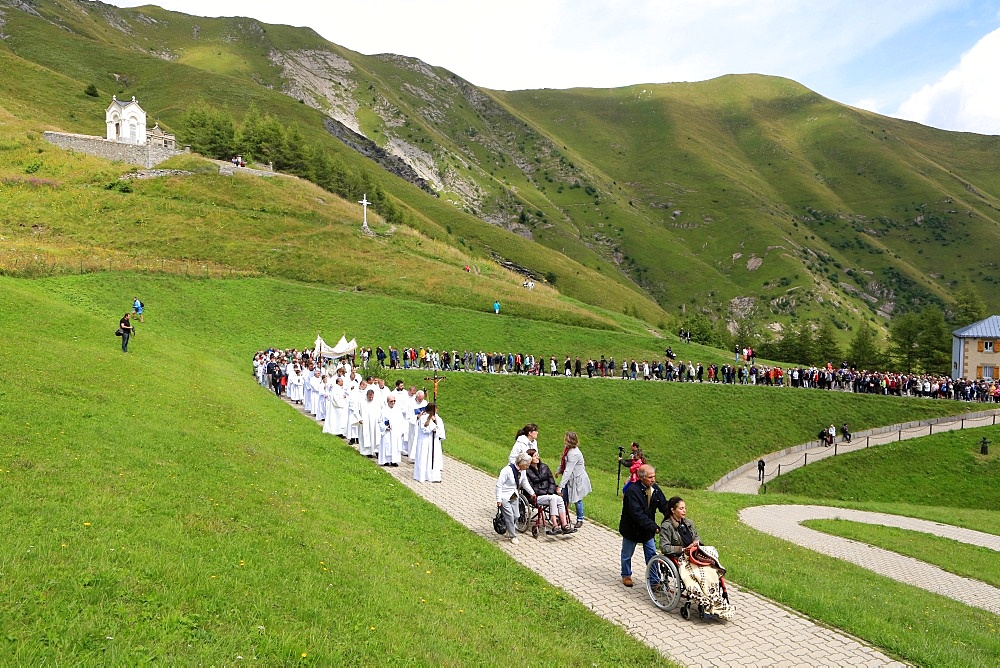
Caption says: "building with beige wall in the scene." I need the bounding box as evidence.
[952,315,1000,380]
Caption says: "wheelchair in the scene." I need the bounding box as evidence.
[515,490,566,539]
[645,543,734,621]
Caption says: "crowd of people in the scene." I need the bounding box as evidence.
[254,348,445,482]
[255,346,734,607]
[345,344,999,403]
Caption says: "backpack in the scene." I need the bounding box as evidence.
[139,301,144,308]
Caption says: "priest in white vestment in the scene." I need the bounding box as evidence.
[413,403,445,483]
[308,371,324,417]
[346,380,366,443]
[393,384,412,455]
[357,388,382,457]
[407,390,427,462]
[378,394,406,466]
[324,377,348,436]
[302,369,314,411]
[287,367,304,404]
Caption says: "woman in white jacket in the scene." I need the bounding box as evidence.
[558,431,592,529]
[496,453,534,545]
[508,423,539,465]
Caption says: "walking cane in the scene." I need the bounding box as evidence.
[616,445,624,496]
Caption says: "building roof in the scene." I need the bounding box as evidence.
[106,95,142,112]
[952,315,1000,338]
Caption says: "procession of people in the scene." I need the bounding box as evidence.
[253,344,737,609]
[254,348,441,482]
[344,344,1000,403]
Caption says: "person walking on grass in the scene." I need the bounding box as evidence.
[119,312,134,353]
[132,296,144,323]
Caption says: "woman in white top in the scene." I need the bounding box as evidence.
[496,453,534,544]
[508,423,539,465]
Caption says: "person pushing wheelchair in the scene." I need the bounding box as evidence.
[618,464,669,587]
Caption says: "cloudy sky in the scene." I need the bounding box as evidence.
[108,0,1000,135]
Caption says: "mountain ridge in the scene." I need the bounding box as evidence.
[2,0,998,345]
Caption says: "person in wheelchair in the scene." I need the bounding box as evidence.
[656,496,734,620]
[525,449,576,534]
[659,496,700,556]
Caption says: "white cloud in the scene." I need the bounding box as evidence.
[895,26,1000,134]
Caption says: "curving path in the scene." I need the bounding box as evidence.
[284,397,903,666]
[711,408,1000,494]
[740,505,1000,616]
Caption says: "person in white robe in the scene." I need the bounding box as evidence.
[302,367,314,411]
[413,403,445,483]
[322,377,347,436]
[378,394,406,466]
[398,386,416,456]
[357,389,382,457]
[407,390,427,462]
[316,375,330,421]
[288,367,304,404]
[373,378,390,404]
[346,380,366,444]
[308,371,324,417]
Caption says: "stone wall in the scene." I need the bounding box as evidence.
[43,131,182,168]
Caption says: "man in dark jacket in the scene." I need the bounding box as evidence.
[618,465,669,587]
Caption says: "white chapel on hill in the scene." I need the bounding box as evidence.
[106,95,147,144]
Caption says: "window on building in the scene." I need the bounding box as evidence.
[985,341,995,353]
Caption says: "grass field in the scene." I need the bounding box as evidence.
[803,519,1000,589]
[768,425,1000,509]
[2,273,998,665]
[0,276,670,665]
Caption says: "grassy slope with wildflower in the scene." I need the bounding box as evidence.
[1,274,997,665]
[0,276,669,665]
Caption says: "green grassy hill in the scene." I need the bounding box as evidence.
[1,273,997,665]
[2,0,998,346]
[0,275,671,665]
[769,424,1000,508]
[3,3,1000,663]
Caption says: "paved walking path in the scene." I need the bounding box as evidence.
[285,399,903,666]
[740,505,1000,616]
[711,408,1000,494]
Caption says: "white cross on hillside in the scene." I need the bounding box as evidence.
[359,194,370,231]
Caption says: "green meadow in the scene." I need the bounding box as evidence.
[770,425,1000,509]
[1,273,997,665]
[803,520,1000,589]
[0,275,670,665]
[2,4,1000,661]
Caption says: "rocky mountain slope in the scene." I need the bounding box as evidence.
[2,0,998,340]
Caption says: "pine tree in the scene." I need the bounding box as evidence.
[917,305,952,374]
[814,319,843,366]
[847,320,883,370]
[888,311,922,372]
[780,320,815,366]
[953,282,987,325]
